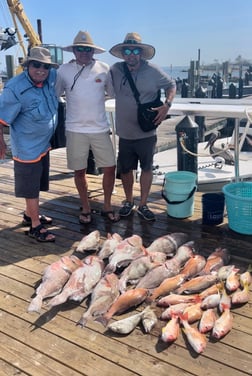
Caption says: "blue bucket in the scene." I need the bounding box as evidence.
[162,171,197,218]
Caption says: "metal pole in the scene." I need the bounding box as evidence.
[234,119,240,182]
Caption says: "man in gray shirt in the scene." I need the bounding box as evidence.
[108,32,176,221]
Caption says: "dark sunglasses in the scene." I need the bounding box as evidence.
[74,46,93,53]
[123,48,141,56]
[30,61,51,70]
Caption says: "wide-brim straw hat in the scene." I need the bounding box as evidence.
[24,46,59,68]
[109,32,155,60]
[63,31,105,54]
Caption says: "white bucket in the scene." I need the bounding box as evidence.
[162,171,197,218]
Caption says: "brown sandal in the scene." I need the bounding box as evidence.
[79,212,92,225]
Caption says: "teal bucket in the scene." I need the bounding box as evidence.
[162,171,197,218]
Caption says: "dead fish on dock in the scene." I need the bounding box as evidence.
[95,287,149,327]
[180,254,206,279]
[47,255,104,308]
[27,255,83,314]
[76,230,101,253]
[211,303,233,339]
[98,233,122,260]
[146,232,189,255]
[118,254,162,293]
[161,313,180,343]
[104,234,144,273]
[199,248,230,275]
[107,310,144,334]
[179,312,207,354]
[199,308,217,333]
[175,274,218,295]
[141,306,158,333]
[148,274,186,302]
[77,273,120,327]
[157,293,201,307]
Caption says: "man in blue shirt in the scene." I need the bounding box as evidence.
[0,47,58,242]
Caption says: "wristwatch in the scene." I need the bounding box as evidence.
[165,99,172,108]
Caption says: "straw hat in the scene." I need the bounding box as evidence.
[109,32,155,60]
[24,46,59,68]
[63,31,105,54]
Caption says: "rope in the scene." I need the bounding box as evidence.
[179,137,231,158]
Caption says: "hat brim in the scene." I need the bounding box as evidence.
[63,44,105,54]
[25,57,59,68]
[109,42,155,60]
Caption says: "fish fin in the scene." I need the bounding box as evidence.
[76,317,87,328]
[94,315,109,327]
[27,295,43,314]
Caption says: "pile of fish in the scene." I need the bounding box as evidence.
[27,230,251,355]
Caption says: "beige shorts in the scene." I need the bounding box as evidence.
[66,131,116,171]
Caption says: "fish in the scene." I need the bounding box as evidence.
[231,281,250,305]
[225,268,240,292]
[239,266,252,288]
[47,255,104,308]
[175,274,218,295]
[179,312,207,354]
[217,265,236,280]
[161,313,180,343]
[157,293,201,307]
[136,241,194,289]
[180,254,206,279]
[160,303,192,320]
[199,308,217,333]
[200,292,221,310]
[76,230,101,253]
[198,248,230,275]
[77,273,120,327]
[148,274,186,302]
[104,234,144,273]
[95,288,149,327]
[212,303,233,339]
[98,233,122,260]
[199,283,222,300]
[107,310,144,334]
[118,255,161,293]
[183,302,203,323]
[27,255,83,314]
[218,283,231,312]
[146,232,189,255]
[141,306,158,333]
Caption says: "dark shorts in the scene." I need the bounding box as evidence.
[118,136,157,173]
[14,153,50,198]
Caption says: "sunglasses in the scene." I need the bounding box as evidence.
[123,48,141,56]
[30,61,51,70]
[74,46,93,53]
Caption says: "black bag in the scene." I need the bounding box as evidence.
[123,63,163,132]
[137,94,163,132]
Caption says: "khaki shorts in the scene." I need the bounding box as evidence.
[66,131,116,171]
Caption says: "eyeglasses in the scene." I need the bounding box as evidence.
[122,48,141,56]
[74,46,93,53]
[30,61,51,70]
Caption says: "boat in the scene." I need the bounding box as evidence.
[105,97,252,192]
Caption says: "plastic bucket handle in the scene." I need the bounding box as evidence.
[161,179,197,205]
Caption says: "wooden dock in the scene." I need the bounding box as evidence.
[0,147,252,376]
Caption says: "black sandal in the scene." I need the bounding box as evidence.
[22,213,53,226]
[28,224,55,242]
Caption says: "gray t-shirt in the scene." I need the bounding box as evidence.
[108,60,176,140]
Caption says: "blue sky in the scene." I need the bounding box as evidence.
[0,0,251,70]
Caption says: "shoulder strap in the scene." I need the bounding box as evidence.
[123,62,141,105]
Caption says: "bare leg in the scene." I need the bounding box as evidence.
[26,198,55,240]
[139,170,153,207]
[120,171,134,203]
[74,169,90,214]
[102,166,116,212]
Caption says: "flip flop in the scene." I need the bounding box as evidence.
[79,212,92,225]
[101,210,120,223]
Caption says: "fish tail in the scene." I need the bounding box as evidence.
[94,315,109,327]
[27,295,43,314]
[76,316,88,328]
